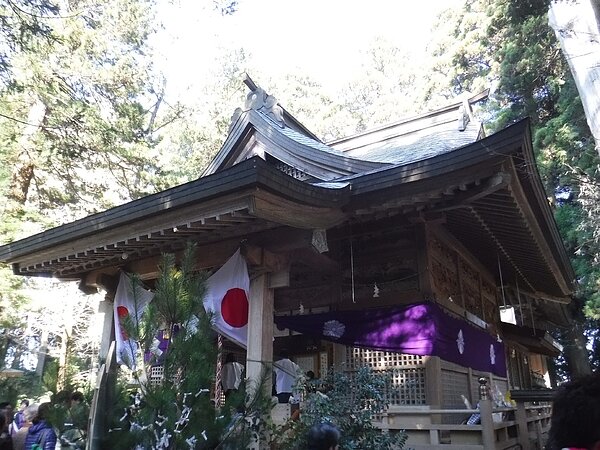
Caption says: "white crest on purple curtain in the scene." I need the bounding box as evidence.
[323,320,346,339]
[456,329,465,354]
[490,344,496,365]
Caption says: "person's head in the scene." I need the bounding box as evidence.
[33,402,52,424]
[52,390,72,406]
[19,399,29,411]
[23,404,39,425]
[0,402,13,423]
[225,353,236,364]
[547,372,600,450]
[306,370,315,380]
[307,422,340,450]
[71,391,84,405]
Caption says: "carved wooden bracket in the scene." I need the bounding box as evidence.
[242,244,289,272]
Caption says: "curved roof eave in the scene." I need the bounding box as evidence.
[0,157,350,267]
[203,110,387,180]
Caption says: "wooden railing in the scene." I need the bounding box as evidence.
[376,380,553,450]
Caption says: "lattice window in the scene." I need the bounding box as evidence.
[149,365,164,387]
[346,347,424,370]
[441,369,469,409]
[345,347,426,405]
[388,367,426,405]
[441,369,471,424]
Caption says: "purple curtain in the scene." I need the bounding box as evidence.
[274,302,506,377]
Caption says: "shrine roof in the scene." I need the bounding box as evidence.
[0,87,574,303]
[334,118,483,165]
[328,94,486,166]
[204,107,387,181]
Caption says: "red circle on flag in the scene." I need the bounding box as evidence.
[116,306,130,339]
[221,288,249,328]
[117,306,129,318]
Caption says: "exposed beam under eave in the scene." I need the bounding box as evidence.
[504,159,572,296]
[468,205,539,294]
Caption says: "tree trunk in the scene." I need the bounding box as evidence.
[57,324,73,390]
[36,329,49,378]
[592,0,600,34]
[0,334,8,367]
[562,321,592,378]
[8,99,46,204]
[10,342,22,369]
[549,1,600,156]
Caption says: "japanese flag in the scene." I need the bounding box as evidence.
[204,249,250,348]
[114,273,154,368]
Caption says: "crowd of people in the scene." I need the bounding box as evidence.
[10,365,598,450]
[0,392,88,450]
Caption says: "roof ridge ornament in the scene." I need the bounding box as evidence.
[229,85,285,132]
[457,95,476,131]
[457,102,471,131]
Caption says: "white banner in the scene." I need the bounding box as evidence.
[113,273,154,368]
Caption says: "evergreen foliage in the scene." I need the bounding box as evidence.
[0,371,45,405]
[0,0,60,86]
[274,366,407,450]
[106,244,272,449]
[0,0,186,395]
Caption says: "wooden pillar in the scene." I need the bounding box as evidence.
[415,223,433,299]
[84,272,119,364]
[332,343,346,368]
[515,400,531,450]
[467,367,474,405]
[98,296,114,362]
[425,356,442,425]
[425,356,442,406]
[246,273,274,398]
[246,273,274,450]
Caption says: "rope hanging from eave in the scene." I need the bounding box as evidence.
[350,225,356,303]
[498,254,507,307]
[516,277,524,327]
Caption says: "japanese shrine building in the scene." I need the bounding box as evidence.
[0,83,571,446]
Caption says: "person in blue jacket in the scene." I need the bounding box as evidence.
[11,400,29,436]
[23,403,56,450]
